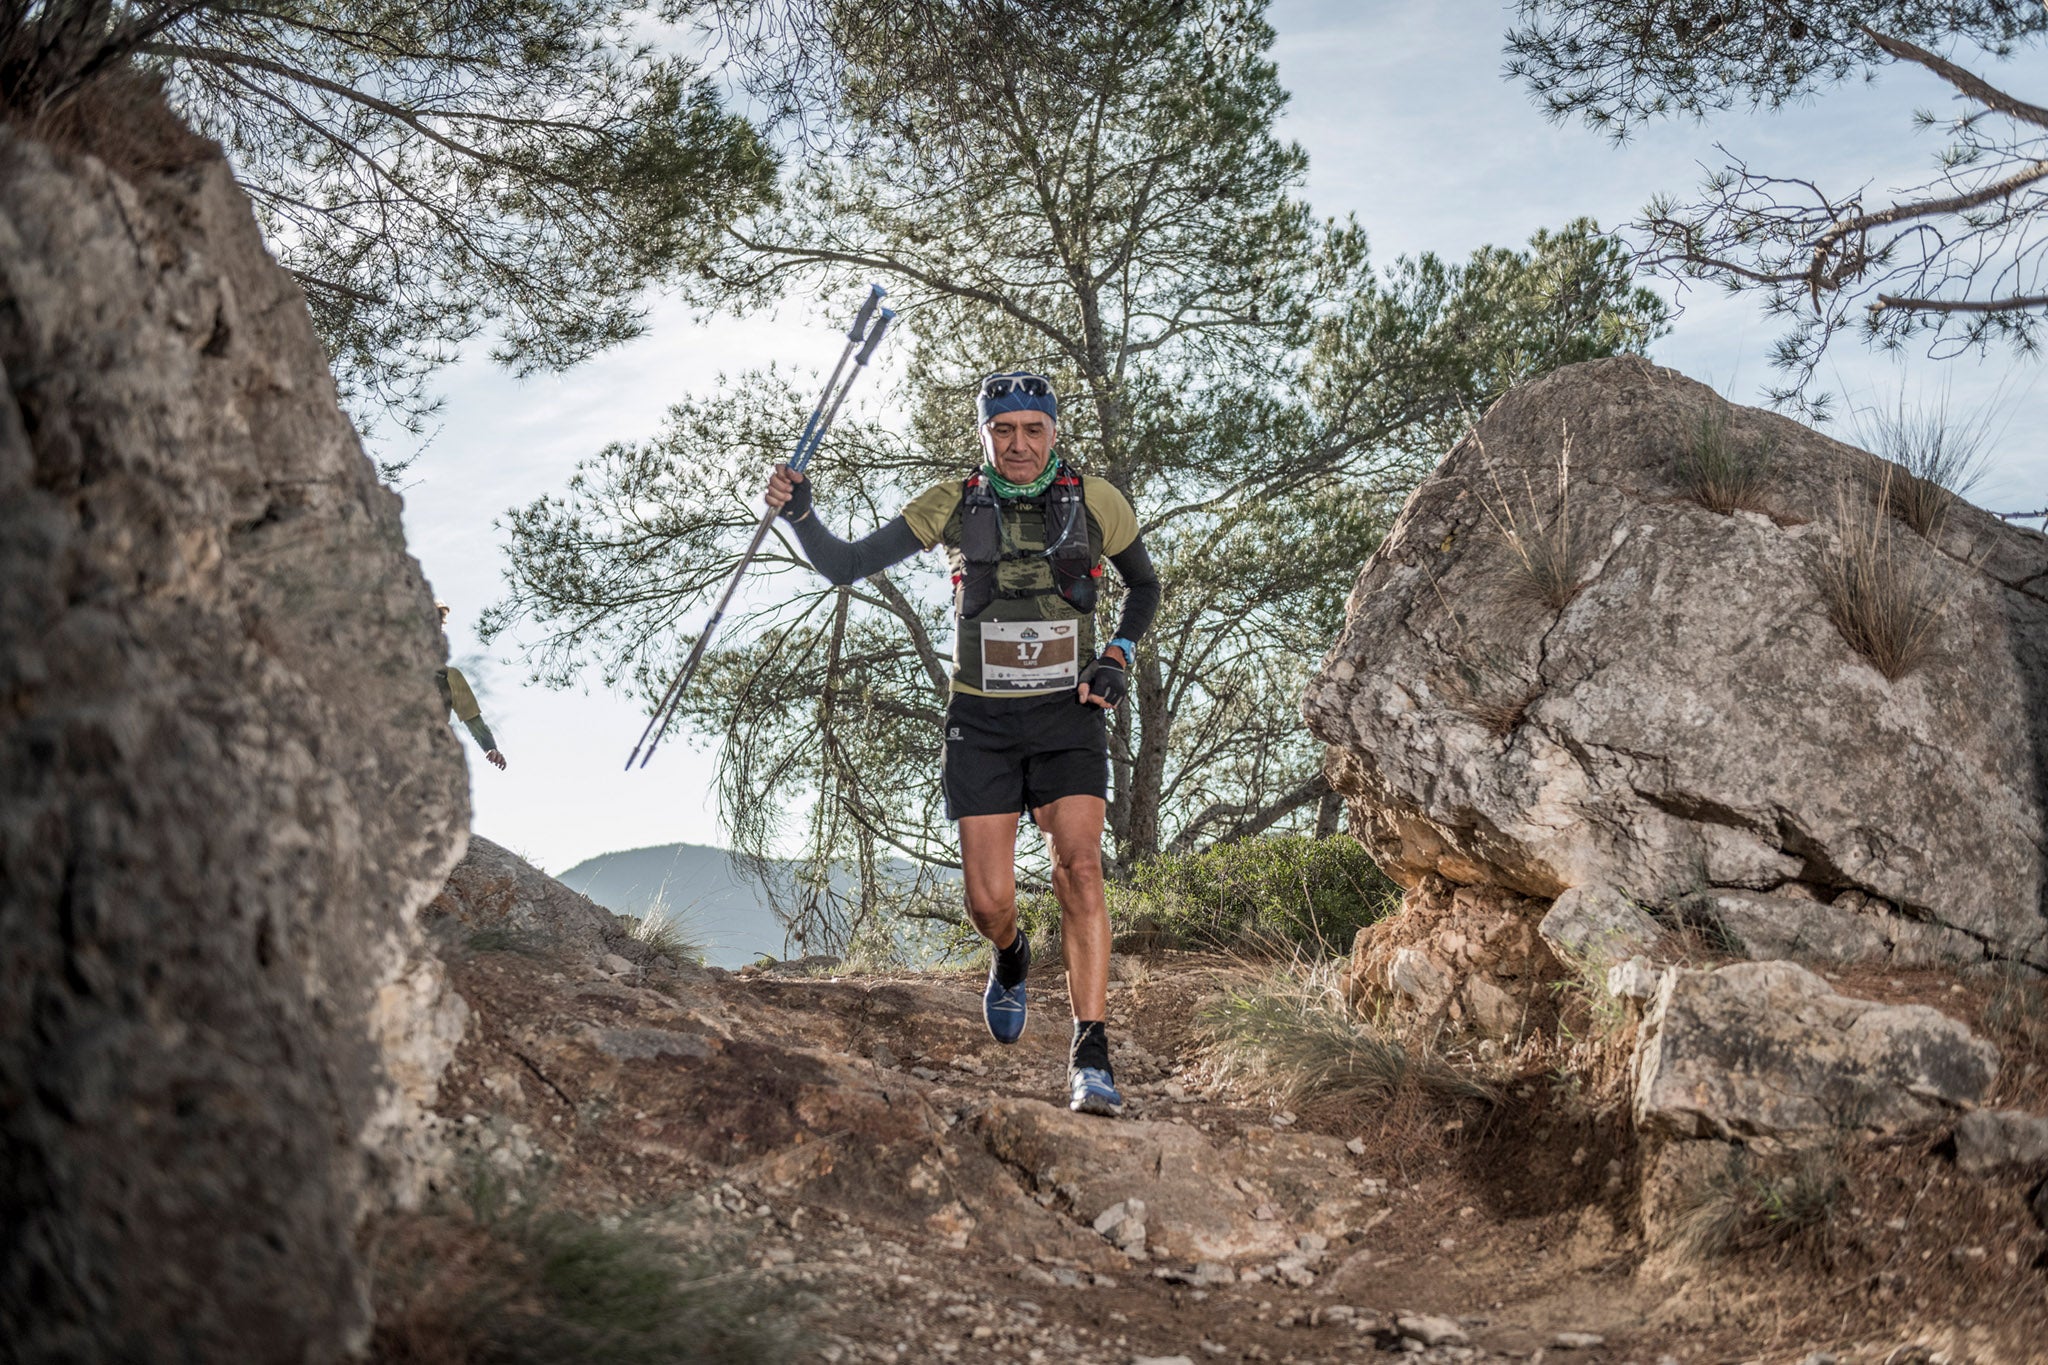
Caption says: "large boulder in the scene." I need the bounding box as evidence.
[1632,961,1999,1139]
[0,86,467,1361]
[1306,358,2048,972]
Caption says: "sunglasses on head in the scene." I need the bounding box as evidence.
[980,374,1053,400]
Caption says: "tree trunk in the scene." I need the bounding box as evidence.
[1123,650,1169,864]
[1315,787,1344,838]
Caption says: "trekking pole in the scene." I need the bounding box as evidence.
[626,288,897,771]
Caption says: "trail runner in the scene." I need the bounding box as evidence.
[765,372,1160,1116]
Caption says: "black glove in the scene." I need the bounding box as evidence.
[777,473,812,523]
[1078,653,1127,708]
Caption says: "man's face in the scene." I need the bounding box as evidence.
[982,412,1056,483]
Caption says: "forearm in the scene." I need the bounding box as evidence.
[1107,539,1160,648]
[790,512,923,585]
[464,716,497,752]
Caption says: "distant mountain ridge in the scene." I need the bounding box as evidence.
[556,842,787,970]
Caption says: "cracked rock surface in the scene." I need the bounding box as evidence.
[1304,358,2048,971]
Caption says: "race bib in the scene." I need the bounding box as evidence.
[979,619,1080,692]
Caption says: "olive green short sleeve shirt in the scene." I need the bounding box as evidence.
[899,474,1139,555]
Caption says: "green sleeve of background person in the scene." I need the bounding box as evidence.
[900,481,962,549]
[437,666,498,751]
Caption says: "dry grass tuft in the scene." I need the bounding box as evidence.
[372,1169,802,1364]
[1852,390,1993,539]
[1476,427,1590,612]
[1671,402,1774,516]
[1197,961,1498,1111]
[1666,1144,1849,1268]
[626,898,705,966]
[1461,681,1544,739]
[1815,472,1944,680]
[1442,649,1545,740]
[9,67,218,179]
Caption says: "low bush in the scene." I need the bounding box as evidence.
[1106,834,1399,956]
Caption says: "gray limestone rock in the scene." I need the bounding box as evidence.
[1633,961,2000,1139]
[1606,956,1663,1001]
[1953,1108,2048,1175]
[1686,888,1985,970]
[427,833,692,971]
[1395,1314,1467,1347]
[0,98,467,1361]
[1306,358,2048,972]
[1539,884,1664,967]
[1685,889,1891,964]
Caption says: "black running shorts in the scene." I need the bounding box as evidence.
[940,690,1108,819]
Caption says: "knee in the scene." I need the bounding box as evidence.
[963,883,1010,933]
[1051,846,1104,895]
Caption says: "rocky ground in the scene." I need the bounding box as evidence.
[366,866,2048,1365]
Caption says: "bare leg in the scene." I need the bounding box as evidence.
[958,811,1023,949]
[1033,794,1109,1022]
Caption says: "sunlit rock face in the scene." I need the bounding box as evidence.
[1306,357,2048,975]
[0,84,467,1361]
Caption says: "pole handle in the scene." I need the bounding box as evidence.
[847,284,886,342]
[857,308,896,366]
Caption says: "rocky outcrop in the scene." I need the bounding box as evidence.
[1306,359,2048,973]
[0,92,467,1362]
[1632,961,1999,1140]
[1341,876,1560,1041]
[426,834,689,971]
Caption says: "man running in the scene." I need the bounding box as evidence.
[765,372,1160,1116]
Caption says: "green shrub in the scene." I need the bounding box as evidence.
[1107,834,1399,956]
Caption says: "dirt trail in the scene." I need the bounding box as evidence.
[390,942,2046,1365]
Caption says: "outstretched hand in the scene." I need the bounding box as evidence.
[766,462,811,522]
[485,749,507,770]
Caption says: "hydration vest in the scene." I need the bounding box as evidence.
[956,462,1102,621]
[944,462,1107,695]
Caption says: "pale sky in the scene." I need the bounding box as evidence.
[383,2,2048,874]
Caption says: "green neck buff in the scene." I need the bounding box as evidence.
[982,457,1060,498]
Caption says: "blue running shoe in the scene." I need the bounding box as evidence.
[982,934,1029,1044]
[1069,1066,1124,1117]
